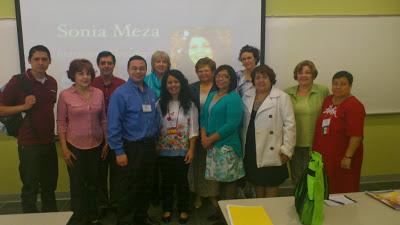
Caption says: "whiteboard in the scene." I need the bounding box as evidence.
[266,16,400,114]
[1,16,400,114]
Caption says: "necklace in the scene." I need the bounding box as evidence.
[166,103,181,126]
[253,92,269,110]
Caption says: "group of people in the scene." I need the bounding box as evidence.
[0,44,366,225]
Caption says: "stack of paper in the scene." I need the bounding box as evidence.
[227,204,274,225]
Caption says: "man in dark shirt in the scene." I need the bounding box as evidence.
[0,45,58,213]
[91,51,125,217]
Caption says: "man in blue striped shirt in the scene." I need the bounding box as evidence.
[108,55,160,225]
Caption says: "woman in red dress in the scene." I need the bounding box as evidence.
[313,71,366,194]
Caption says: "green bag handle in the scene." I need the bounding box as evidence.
[307,151,323,200]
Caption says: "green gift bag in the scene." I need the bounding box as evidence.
[294,151,329,225]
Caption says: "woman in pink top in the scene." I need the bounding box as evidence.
[57,59,108,225]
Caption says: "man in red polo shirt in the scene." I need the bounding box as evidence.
[91,51,125,217]
[0,45,58,213]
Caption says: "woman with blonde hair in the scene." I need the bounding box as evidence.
[144,50,171,98]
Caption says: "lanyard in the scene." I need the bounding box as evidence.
[167,104,181,129]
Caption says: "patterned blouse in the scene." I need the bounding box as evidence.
[157,100,199,157]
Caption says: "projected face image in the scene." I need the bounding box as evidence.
[169,28,233,81]
[188,36,214,65]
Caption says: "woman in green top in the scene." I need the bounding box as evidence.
[285,60,329,184]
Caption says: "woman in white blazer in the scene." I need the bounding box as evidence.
[242,65,296,198]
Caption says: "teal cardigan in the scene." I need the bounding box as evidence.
[200,91,244,157]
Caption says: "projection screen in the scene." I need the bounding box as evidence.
[16,0,263,89]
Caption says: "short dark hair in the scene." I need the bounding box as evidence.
[28,45,51,61]
[332,71,353,85]
[195,57,216,72]
[160,69,192,116]
[251,65,277,85]
[96,51,116,65]
[67,59,96,82]
[238,45,260,64]
[293,60,318,80]
[213,65,237,92]
[127,55,147,69]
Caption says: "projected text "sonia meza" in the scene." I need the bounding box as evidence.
[57,24,160,38]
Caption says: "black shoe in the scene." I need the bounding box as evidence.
[207,211,221,221]
[178,212,189,224]
[161,212,172,223]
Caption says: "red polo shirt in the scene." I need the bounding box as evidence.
[0,69,57,145]
[91,75,125,112]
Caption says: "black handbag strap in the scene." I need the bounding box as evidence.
[17,74,40,138]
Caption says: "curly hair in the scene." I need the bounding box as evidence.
[159,69,193,116]
[238,45,260,64]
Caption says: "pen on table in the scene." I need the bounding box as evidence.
[344,195,357,203]
[328,199,345,205]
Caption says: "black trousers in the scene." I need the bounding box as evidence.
[66,143,101,225]
[159,156,190,213]
[117,140,157,225]
[97,149,119,209]
[18,143,58,213]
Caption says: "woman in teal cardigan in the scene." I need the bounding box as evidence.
[200,64,244,223]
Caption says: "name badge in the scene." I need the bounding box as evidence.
[142,104,152,112]
[322,119,331,127]
[322,118,331,135]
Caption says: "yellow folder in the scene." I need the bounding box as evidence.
[227,204,274,225]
